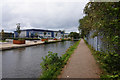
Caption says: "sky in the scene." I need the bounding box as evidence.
[0,0,89,33]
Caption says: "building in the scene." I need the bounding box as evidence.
[14,29,64,39]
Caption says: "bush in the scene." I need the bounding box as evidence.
[44,40,49,44]
[68,38,72,41]
[40,40,80,79]
[40,51,63,79]
[100,52,120,79]
[84,39,120,79]
[61,39,65,41]
[61,39,68,41]
[13,38,19,40]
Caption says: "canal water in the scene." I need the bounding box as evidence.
[2,41,76,78]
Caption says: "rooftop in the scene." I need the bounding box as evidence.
[14,29,62,32]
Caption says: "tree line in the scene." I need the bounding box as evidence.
[78,2,120,78]
[78,2,120,54]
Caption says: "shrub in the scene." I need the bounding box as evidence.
[84,39,120,79]
[61,39,65,41]
[40,40,80,79]
[40,51,63,79]
[44,40,49,44]
[68,38,72,41]
[100,52,120,79]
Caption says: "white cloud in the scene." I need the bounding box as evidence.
[2,0,89,33]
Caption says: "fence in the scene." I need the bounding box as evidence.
[84,31,108,52]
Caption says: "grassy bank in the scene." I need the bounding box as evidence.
[84,39,120,79]
[39,40,80,79]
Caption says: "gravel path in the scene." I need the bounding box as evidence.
[59,39,101,78]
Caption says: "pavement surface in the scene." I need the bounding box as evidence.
[0,40,60,51]
[59,39,101,78]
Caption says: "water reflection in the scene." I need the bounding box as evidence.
[2,41,76,78]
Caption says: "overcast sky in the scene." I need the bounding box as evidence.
[1,0,89,33]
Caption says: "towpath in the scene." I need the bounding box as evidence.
[59,39,101,78]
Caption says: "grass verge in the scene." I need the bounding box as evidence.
[39,40,80,80]
[84,39,120,79]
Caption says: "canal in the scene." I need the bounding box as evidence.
[2,41,76,78]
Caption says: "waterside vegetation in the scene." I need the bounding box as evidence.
[40,40,80,79]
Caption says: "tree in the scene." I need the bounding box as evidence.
[78,2,120,78]
[68,32,80,39]
[44,32,47,38]
[55,32,58,37]
[58,30,61,32]
[65,35,68,38]
[16,23,21,38]
[78,2,120,53]
[35,33,38,38]
[1,29,5,40]
[31,33,34,38]
[62,30,65,39]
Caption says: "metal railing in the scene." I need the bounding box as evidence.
[84,31,108,52]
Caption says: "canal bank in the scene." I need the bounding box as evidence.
[0,40,62,51]
[39,40,80,79]
[2,41,76,78]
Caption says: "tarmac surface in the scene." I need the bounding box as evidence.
[59,39,101,78]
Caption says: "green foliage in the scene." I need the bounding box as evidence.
[1,29,5,40]
[44,40,49,44]
[16,23,21,37]
[35,33,38,37]
[65,35,68,38]
[40,40,80,79]
[55,32,58,37]
[13,38,25,41]
[61,39,72,41]
[0,29,9,41]
[84,39,120,79]
[44,32,47,36]
[78,2,120,53]
[18,38,25,41]
[0,40,8,42]
[68,32,80,39]
[67,38,72,41]
[79,3,120,79]
[40,51,63,79]
[97,51,120,79]
[61,39,65,41]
